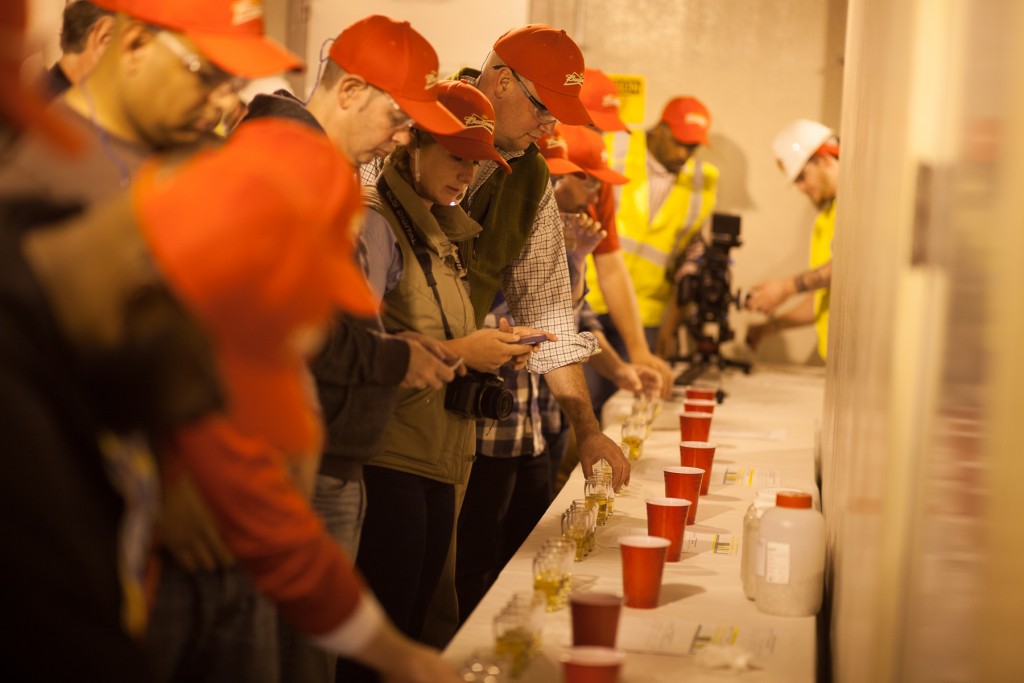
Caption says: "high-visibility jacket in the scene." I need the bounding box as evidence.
[585,130,718,327]
[810,200,835,359]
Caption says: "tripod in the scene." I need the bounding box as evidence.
[671,335,752,401]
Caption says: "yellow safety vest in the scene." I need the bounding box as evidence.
[810,200,835,359]
[586,130,718,327]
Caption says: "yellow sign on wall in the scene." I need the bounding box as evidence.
[608,73,646,125]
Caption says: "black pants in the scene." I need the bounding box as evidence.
[455,453,552,623]
[335,466,455,683]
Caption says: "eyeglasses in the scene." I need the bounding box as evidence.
[493,65,557,125]
[370,84,414,130]
[155,31,246,92]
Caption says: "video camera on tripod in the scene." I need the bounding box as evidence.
[673,212,751,388]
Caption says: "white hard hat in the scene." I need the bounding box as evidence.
[772,119,835,183]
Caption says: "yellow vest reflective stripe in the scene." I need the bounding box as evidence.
[810,200,835,359]
[586,131,718,327]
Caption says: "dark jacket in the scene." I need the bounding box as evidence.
[243,92,410,480]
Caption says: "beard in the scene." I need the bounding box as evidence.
[79,285,224,439]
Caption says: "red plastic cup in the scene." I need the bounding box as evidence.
[684,385,716,401]
[646,497,691,562]
[679,441,717,495]
[683,398,716,414]
[560,647,625,683]
[663,466,704,524]
[619,535,670,608]
[679,411,712,442]
[569,592,623,647]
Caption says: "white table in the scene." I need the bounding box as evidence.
[444,365,825,681]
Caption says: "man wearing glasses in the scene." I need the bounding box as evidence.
[242,14,472,682]
[470,26,630,493]
[0,1,289,202]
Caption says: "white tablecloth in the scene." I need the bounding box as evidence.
[444,365,825,681]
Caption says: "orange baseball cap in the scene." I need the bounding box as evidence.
[330,15,463,136]
[493,25,593,126]
[559,124,628,186]
[536,132,586,178]
[660,96,711,146]
[0,0,82,152]
[427,81,510,173]
[580,68,628,133]
[133,118,376,450]
[93,0,302,78]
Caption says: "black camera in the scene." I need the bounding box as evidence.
[674,213,751,386]
[678,213,742,340]
[444,370,514,421]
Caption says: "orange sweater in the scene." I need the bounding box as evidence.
[169,417,365,636]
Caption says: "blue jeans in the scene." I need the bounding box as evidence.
[277,474,367,683]
[146,554,278,683]
[314,475,367,558]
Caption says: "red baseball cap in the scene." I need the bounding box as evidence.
[133,119,376,450]
[536,132,586,178]
[428,81,510,173]
[0,0,82,152]
[580,68,628,133]
[559,124,628,186]
[493,24,593,126]
[94,0,302,78]
[660,96,711,146]
[329,15,463,136]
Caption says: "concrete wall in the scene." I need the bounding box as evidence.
[301,0,529,95]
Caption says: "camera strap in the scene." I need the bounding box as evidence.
[376,174,455,341]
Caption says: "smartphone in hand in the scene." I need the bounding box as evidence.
[518,334,549,346]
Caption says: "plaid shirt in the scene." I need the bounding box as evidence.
[475,304,546,458]
[476,367,547,458]
[475,287,601,458]
[467,153,598,373]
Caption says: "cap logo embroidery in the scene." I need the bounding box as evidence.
[545,136,568,151]
[424,71,439,90]
[231,0,264,25]
[564,72,585,87]
[684,112,709,128]
[601,94,621,109]
[463,113,495,133]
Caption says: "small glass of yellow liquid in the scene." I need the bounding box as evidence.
[493,591,544,677]
[592,462,616,516]
[584,476,611,526]
[621,417,645,462]
[533,539,573,611]
[571,500,597,555]
[561,507,589,561]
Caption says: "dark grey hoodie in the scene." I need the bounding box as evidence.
[243,91,410,480]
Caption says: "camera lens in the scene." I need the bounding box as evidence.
[479,385,514,420]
